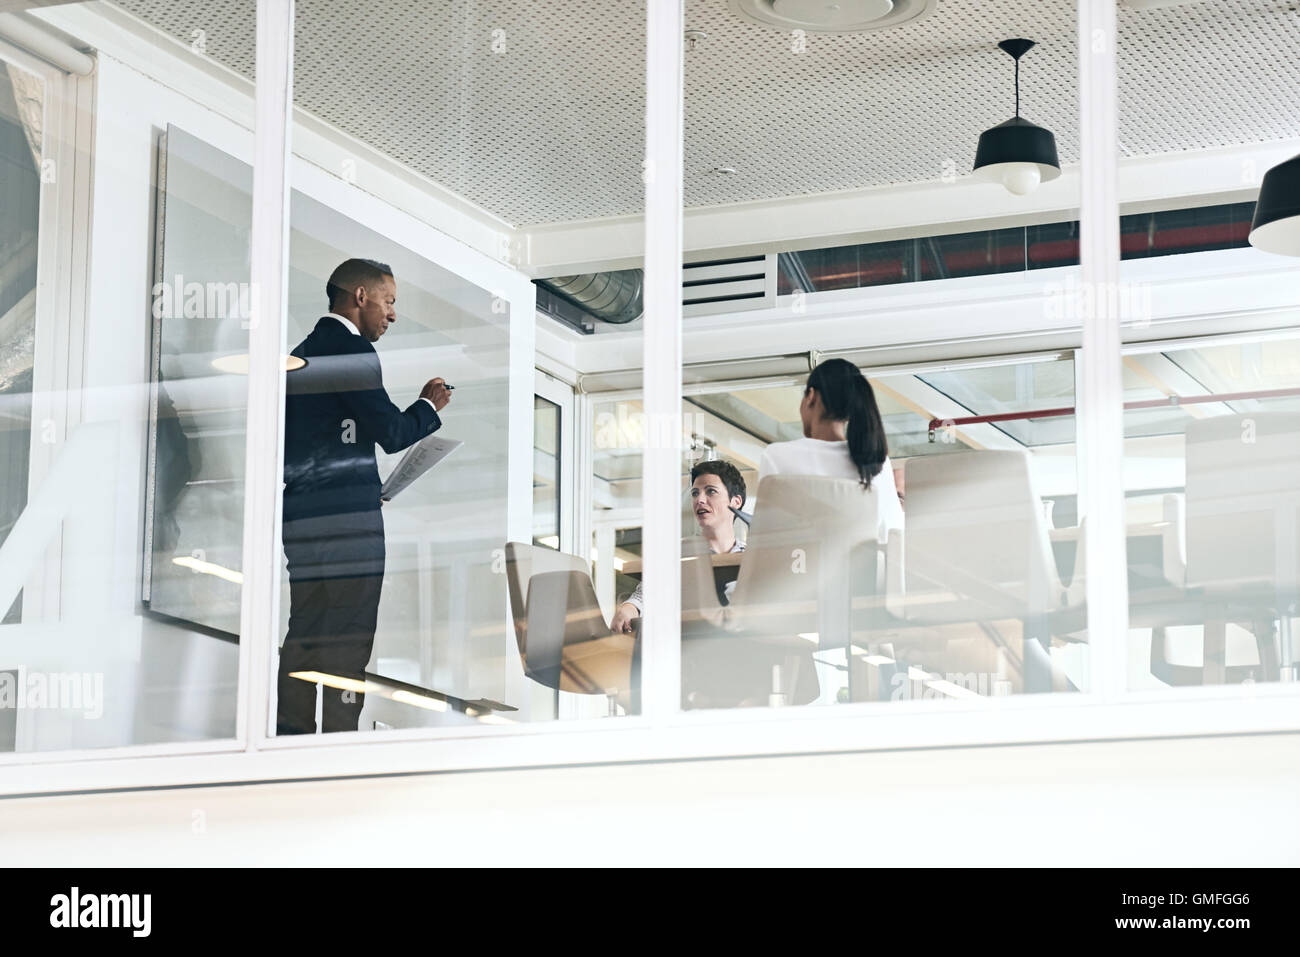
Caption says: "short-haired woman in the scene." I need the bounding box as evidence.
[609,459,747,635]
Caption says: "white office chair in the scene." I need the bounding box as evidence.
[678,535,740,708]
[1128,492,1265,685]
[680,535,727,631]
[504,542,637,713]
[1179,412,1300,683]
[898,449,1084,693]
[709,475,887,706]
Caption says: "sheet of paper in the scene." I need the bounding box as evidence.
[380,434,463,500]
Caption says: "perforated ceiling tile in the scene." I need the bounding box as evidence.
[113,0,1300,228]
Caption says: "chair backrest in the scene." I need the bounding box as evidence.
[902,449,1061,622]
[504,542,635,703]
[1185,412,1300,596]
[680,536,726,631]
[503,541,596,666]
[727,475,884,647]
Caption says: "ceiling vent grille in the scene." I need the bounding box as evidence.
[682,254,775,317]
[538,254,777,332]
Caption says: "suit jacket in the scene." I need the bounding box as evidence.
[282,316,440,579]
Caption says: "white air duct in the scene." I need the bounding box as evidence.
[0,11,93,75]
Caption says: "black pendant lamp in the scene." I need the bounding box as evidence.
[973,39,1061,195]
[1249,154,1300,256]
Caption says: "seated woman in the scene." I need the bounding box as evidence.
[691,358,904,708]
[609,458,747,635]
[758,356,904,537]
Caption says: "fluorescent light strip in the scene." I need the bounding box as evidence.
[846,645,895,665]
[172,555,244,584]
[806,639,898,663]
[287,671,370,694]
[291,673,453,714]
[391,690,449,712]
[924,679,983,700]
[466,706,513,724]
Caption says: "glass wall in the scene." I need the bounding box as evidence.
[276,0,645,734]
[1122,332,1300,688]
[670,0,1085,709]
[277,188,516,733]
[3,0,1298,789]
[591,393,650,647]
[0,56,41,630]
[533,395,561,548]
[1,1,254,752]
[604,349,1088,708]
[1118,2,1300,691]
[145,125,252,640]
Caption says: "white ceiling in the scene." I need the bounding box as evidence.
[111,0,1300,228]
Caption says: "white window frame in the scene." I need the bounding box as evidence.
[0,35,95,752]
[1,0,1298,797]
[533,370,577,555]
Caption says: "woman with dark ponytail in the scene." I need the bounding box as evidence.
[757,358,904,534]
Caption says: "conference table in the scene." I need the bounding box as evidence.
[618,523,1181,625]
[620,551,742,580]
[619,523,1174,589]
[615,521,1268,687]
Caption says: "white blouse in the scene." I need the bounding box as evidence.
[756,437,904,542]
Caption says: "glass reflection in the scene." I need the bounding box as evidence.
[277,209,512,734]
[1125,339,1300,689]
[276,0,647,732]
[2,1,256,753]
[593,351,1089,709]
[533,397,560,549]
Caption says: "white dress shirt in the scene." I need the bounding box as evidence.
[325,312,436,413]
[326,311,361,336]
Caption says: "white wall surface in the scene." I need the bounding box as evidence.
[4,732,1296,866]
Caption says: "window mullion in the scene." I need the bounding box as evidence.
[239,0,294,748]
[1077,0,1129,698]
[640,0,685,721]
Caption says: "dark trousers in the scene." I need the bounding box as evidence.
[277,572,383,734]
[278,509,385,735]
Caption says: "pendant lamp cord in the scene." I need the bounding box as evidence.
[1014,56,1020,118]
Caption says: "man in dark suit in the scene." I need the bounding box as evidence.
[278,257,452,734]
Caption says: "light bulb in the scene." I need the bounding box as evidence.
[1000,163,1041,196]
